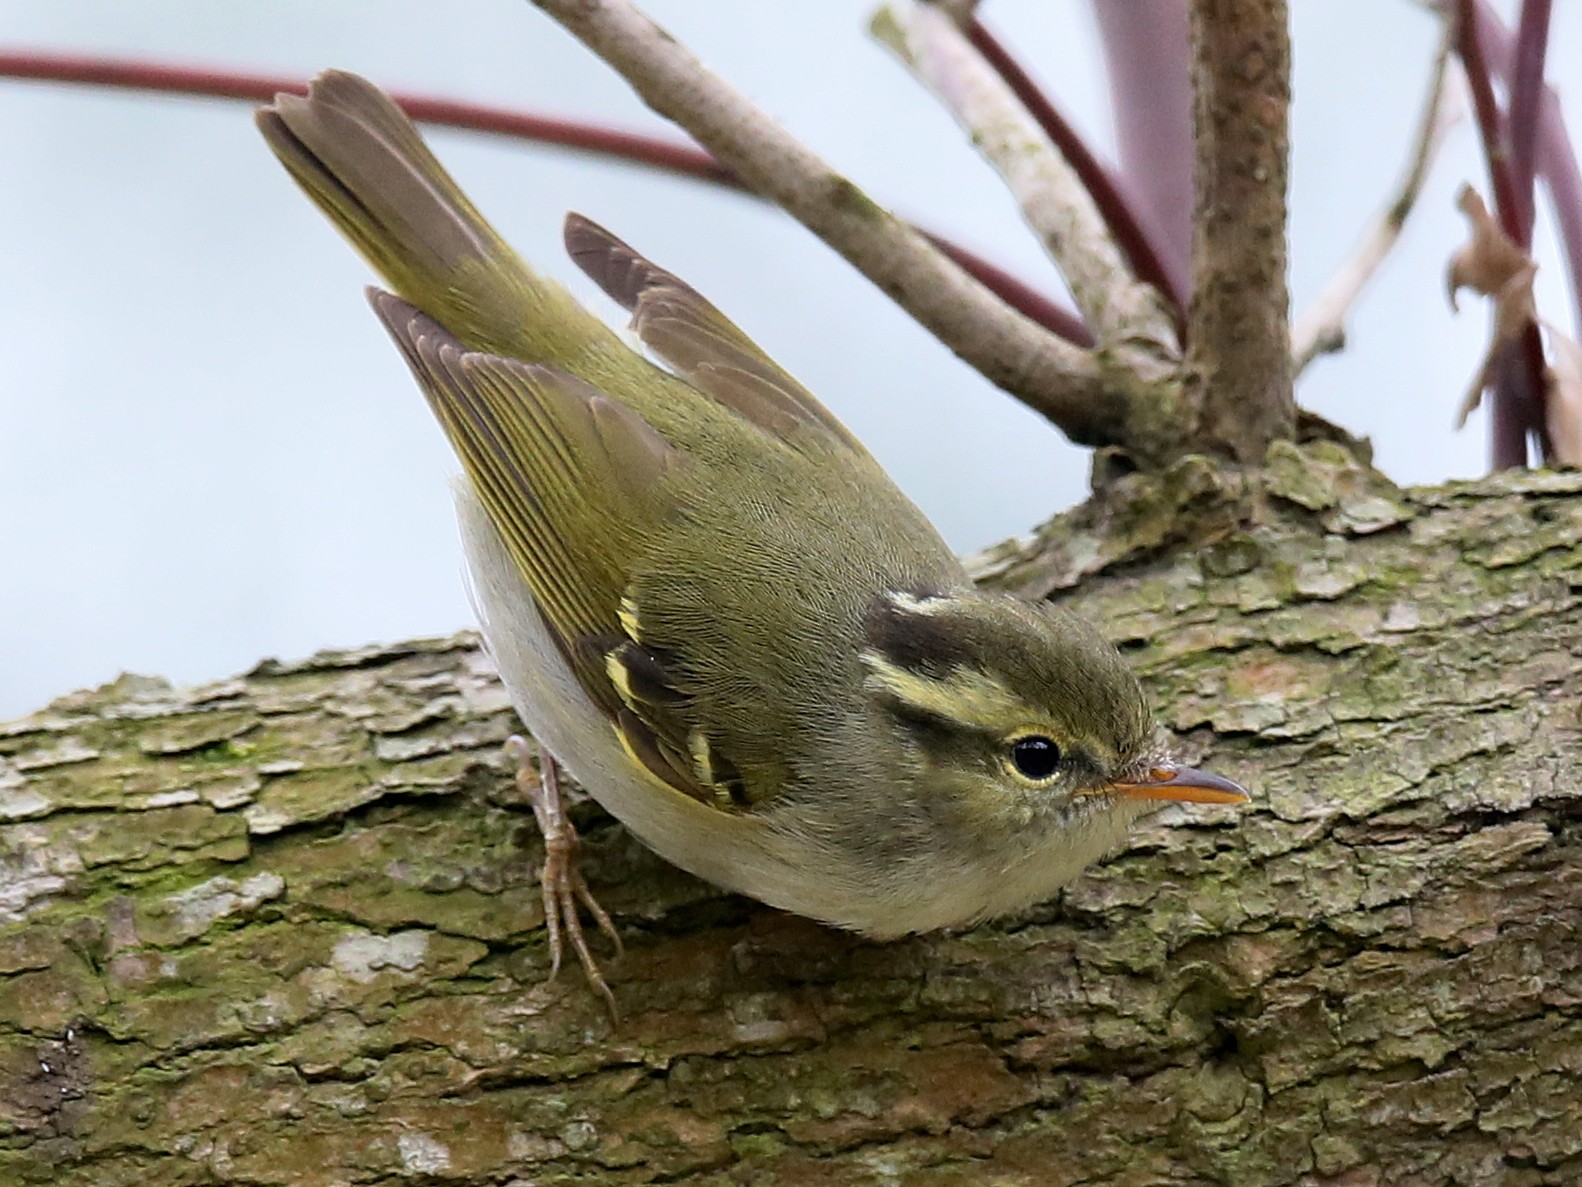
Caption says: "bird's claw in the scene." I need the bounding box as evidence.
[506,735,624,1019]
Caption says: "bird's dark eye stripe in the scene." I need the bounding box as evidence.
[877,694,1018,748]
[881,698,962,743]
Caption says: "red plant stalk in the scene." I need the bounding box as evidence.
[1473,0,1582,343]
[1505,0,1552,247]
[1453,0,1548,468]
[0,47,1088,346]
[1090,0,1195,300]
[965,15,1186,321]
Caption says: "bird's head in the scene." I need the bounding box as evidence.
[860,589,1247,838]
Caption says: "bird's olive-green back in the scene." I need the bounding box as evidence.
[259,70,965,808]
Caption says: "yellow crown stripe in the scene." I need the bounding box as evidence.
[859,650,1025,733]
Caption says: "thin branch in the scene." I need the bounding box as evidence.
[0,47,1089,350]
[523,0,1131,449]
[963,15,1188,317]
[1291,17,1457,371]
[1185,0,1296,463]
[873,0,1179,369]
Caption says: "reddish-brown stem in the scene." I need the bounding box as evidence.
[1474,0,1582,347]
[926,236,1094,346]
[1453,1,1545,469]
[1091,1,1195,298]
[0,50,740,185]
[1455,7,1520,237]
[965,17,1187,323]
[1506,0,1552,247]
[0,47,1087,346]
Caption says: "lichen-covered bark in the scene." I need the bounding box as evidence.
[2,456,1579,1186]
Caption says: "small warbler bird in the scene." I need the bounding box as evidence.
[258,71,1247,1009]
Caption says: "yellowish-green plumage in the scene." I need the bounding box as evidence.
[257,71,1245,941]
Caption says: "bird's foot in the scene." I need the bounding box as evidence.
[505,735,624,1018]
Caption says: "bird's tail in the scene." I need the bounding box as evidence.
[256,69,615,369]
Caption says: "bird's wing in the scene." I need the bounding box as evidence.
[563,213,872,457]
[371,289,757,807]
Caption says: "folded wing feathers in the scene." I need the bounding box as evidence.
[562,213,867,454]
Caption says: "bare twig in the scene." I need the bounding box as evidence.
[963,15,1188,318]
[873,0,1179,370]
[1291,17,1457,371]
[523,0,1134,449]
[0,46,1088,349]
[1185,0,1296,463]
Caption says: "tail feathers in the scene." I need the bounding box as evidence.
[257,70,590,361]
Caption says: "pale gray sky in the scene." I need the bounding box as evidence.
[1,1,1577,718]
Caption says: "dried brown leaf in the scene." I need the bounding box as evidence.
[1446,183,1531,310]
[1447,184,1540,428]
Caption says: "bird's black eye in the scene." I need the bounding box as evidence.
[1009,735,1062,782]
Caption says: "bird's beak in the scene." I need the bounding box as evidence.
[1110,764,1249,805]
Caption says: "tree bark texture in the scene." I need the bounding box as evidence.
[1186,0,1297,461]
[2,456,1580,1186]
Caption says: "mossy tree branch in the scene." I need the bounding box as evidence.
[3,462,1580,1185]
